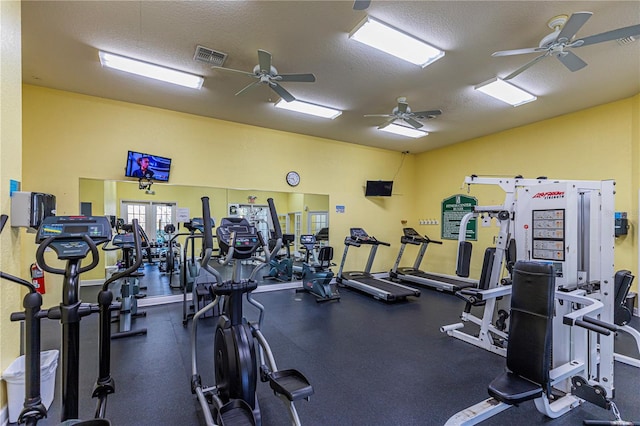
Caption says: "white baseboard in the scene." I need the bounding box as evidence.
[80,279,104,287]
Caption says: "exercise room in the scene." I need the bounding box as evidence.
[1,1,639,425]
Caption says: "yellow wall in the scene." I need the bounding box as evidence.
[13,84,640,382]
[0,0,23,407]
[22,85,417,303]
[414,95,639,298]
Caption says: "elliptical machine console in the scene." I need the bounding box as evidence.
[216,217,260,260]
[190,197,313,426]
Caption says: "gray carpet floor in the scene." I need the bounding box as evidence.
[15,279,640,425]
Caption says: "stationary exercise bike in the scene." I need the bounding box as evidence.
[190,197,313,425]
[264,233,295,282]
[296,234,339,302]
[0,214,143,425]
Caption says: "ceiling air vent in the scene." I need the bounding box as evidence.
[617,35,637,46]
[193,45,228,66]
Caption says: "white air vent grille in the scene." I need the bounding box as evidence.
[194,45,227,66]
[617,35,637,46]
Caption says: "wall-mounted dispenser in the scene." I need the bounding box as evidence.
[11,191,56,232]
[614,211,628,236]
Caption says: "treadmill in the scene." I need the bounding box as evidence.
[336,228,420,301]
[389,228,477,292]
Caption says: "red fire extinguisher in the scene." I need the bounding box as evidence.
[30,262,46,294]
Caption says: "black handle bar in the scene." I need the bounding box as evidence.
[201,197,214,251]
[36,234,100,275]
[102,219,143,291]
[0,214,7,233]
[267,198,282,239]
[581,316,618,333]
[575,319,611,336]
[1,271,36,293]
[0,214,37,293]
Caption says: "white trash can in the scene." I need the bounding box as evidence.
[2,349,59,423]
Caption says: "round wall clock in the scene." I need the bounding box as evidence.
[286,171,300,187]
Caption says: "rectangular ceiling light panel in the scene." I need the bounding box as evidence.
[350,16,444,67]
[99,51,204,89]
[474,78,536,107]
[380,123,428,138]
[274,99,342,119]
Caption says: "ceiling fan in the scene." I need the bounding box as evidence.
[211,49,316,102]
[364,97,442,129]
[492,11,640,80]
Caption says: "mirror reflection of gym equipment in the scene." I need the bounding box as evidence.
[3,175,638,426]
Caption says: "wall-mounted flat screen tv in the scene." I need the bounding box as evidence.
[125,151,172,182]
[365,180,393,197]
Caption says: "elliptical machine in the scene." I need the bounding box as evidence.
[190,197,313,425]
[296,234,339,302]
[103,224,148,339]
[159,223,181,282]
[0,214,143,425]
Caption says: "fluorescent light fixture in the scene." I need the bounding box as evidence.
[474,77,536,107]
[274,99,342,119]
[99,51,204,89]
[349,16,444,67]
[379,123,428,138]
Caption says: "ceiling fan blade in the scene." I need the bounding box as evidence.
[397,102,408,113]
[411,110,442,118]
[556,50,587,72]
[403,117,424,129]
[556,12,593,42]
[503,53,549,80]
[277,73,316,83]
[257,49,272,74]
[575,24,640,47]
[364,114,394,118]
[235,81,262,97]
[211,66,256,78]
[270,82,295,102]
[377,118,397,129]
[492,47,545,57]
[353,0,371,10]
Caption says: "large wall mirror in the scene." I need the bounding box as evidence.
[79,178,329,302]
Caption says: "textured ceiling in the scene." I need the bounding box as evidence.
[21,1,640,153]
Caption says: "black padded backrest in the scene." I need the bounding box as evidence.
[318,246,334,268]
[614,270,634,326]
[505,239,517,274]
[507,261,555,390]
[478,247,496,290]
[456,241,472,278]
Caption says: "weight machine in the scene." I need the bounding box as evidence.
[444,176,639,424]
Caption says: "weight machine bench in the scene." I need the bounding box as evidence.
[446,262,638,425]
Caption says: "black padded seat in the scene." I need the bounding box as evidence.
[488,371,543,404]
[487,261,555,405]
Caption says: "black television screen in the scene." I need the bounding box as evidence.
[125,151,172,182]
[365,180,393,197]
